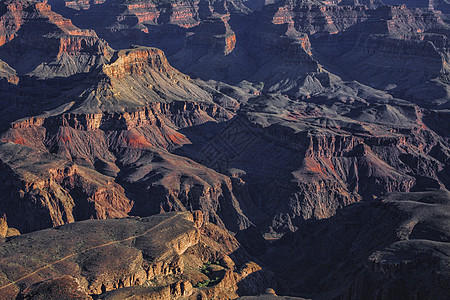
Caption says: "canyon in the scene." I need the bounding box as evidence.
[0,0,448,298]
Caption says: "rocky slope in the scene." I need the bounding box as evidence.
[262,190,450,299]
[0,45,253,236]
[0,0,112,78]
[0,0,449,238]
[0,142,133,233]
[0,211,276,299]
[176,88,450,234]
[311,4,450,105]
[3,40,448,238]
[44,0,450,104]
[47,0,251,51]
[0,0,114,128]
[0,0,449,298]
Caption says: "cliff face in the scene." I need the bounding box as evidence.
[0,0,448,240]
[103,47,182,79]
[2,38,448,237]
[0,0,113,79]
[38,0,450,103]
[271,0,369,35]
[0,0,449,298]
[0,142,133,233]
[0,44,253,235]
[0,96,250,233]
[307,4,450,101]
[383,0,450,14]
[268,0,445,37]
[175,89,449,235]
[0,211,275,300]
[48,0,250,51]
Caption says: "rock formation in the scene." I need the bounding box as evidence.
[0,0,448,298]
[0,211,275,300]
[262,190,450,299]
[0,0,112,78]
[0,0,448,238]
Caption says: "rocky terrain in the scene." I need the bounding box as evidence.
[263,190,450,299]
[0,0,448,298]
[0,211,276,299]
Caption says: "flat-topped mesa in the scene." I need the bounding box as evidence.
[103,47,186,79]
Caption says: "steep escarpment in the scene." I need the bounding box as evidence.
[1,1,449,240]
[176,91,449,235]
[0,211,276,300]
[333,34,449,101]
[65,45,238,113]
[0,0,116,128]
[309,4,450,104]
[0,45,254,237]
[1,110,253,234]
[48,0,251,51]
[0,45,236,126]
[0,0,112,78]
[383,0,450,14]
[103,46,182,79]
[270,0,370,35]
[36,0,450,106]
[0,0,449,298]
[7,53,439,239]
[0,142,133,234]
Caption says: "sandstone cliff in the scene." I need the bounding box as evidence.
[0,0,112,78]
[0,45,254,237]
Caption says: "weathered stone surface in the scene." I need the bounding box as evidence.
[0,0,449,298]
[17,276,93,300]
[0,211,274,300]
